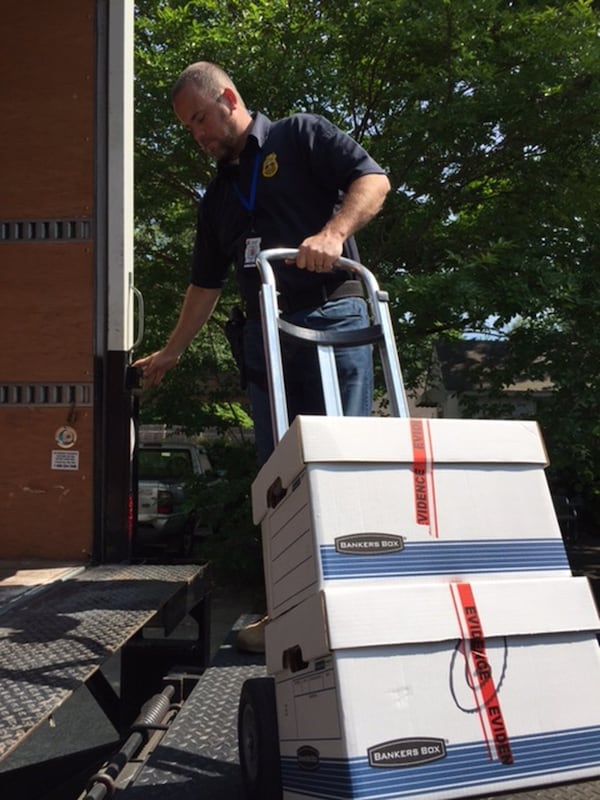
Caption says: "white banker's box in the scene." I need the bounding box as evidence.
[252,417,571,620]
[265,579,600,800]
[253,415,600,798]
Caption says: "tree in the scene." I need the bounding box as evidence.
[134,0,600,508]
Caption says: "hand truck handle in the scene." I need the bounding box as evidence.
[255,248,410,446]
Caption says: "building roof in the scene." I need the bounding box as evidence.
[419,339,552,406]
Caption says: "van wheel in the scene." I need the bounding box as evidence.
[238,678,282,800]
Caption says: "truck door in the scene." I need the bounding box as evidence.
[0,0,136,563]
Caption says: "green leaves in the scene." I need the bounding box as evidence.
[134,0,600,508]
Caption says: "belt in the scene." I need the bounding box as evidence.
[278,280,364,314]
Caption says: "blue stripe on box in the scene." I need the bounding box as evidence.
[281,725,600,799]
[320,539,569,580]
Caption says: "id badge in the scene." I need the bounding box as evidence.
[243,236,262,269]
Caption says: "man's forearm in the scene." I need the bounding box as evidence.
[163,284,221,358]
[134,284,221,386]
[323,173,391,243]
[294,172,391,271]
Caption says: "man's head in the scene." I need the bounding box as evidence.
[172,62,252,163]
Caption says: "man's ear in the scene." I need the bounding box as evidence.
[220,87,238,111]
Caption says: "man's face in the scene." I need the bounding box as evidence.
[173,84,242,162]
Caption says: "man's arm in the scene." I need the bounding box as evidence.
[295,173,391,271]
[133,285,221,387]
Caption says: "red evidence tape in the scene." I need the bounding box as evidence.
[451,582,514,765]
[410,419,439,537]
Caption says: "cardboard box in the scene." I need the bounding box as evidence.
[266,578,600,800]
[252,417,570,619]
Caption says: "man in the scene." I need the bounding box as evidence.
[134,61,390,650]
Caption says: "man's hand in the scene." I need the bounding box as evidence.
[294,230,344,272]
[132,349,180,388]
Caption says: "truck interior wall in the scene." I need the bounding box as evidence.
[0,1,97,561]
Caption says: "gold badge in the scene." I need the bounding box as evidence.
[262,152,279,178]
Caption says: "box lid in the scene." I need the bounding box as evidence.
[252,416,548,524]
[265,577,599,673]
[324,576,599,649]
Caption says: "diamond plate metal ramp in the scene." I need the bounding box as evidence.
[120,614,265,799]
[0,563,207,763]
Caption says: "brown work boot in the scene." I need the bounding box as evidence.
[237,614,268,653]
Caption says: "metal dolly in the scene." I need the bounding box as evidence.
[238,247,410,800]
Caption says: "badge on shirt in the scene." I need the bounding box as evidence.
[244,236,262,269]
[262,153,278,178]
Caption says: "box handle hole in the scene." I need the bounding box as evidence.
[282,645,308,673]
[267,477,287,509]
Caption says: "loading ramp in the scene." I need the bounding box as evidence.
[0,562,210,796]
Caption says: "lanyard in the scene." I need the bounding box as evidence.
[231,152,261,214]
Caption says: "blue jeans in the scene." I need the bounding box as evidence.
[243,297,373,464]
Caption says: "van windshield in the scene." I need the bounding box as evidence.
[138,449,194,481]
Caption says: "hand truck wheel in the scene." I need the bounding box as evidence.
[238,677,282,800]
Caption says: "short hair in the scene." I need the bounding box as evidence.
[171,61,237,103]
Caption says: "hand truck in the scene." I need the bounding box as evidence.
[237,247,409,800]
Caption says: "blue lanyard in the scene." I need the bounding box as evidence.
[231,152,261,214]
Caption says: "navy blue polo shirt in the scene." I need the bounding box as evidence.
[190,112,386,318]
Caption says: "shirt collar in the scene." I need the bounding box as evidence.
[217,112,272,175]
[248,111,272,148]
